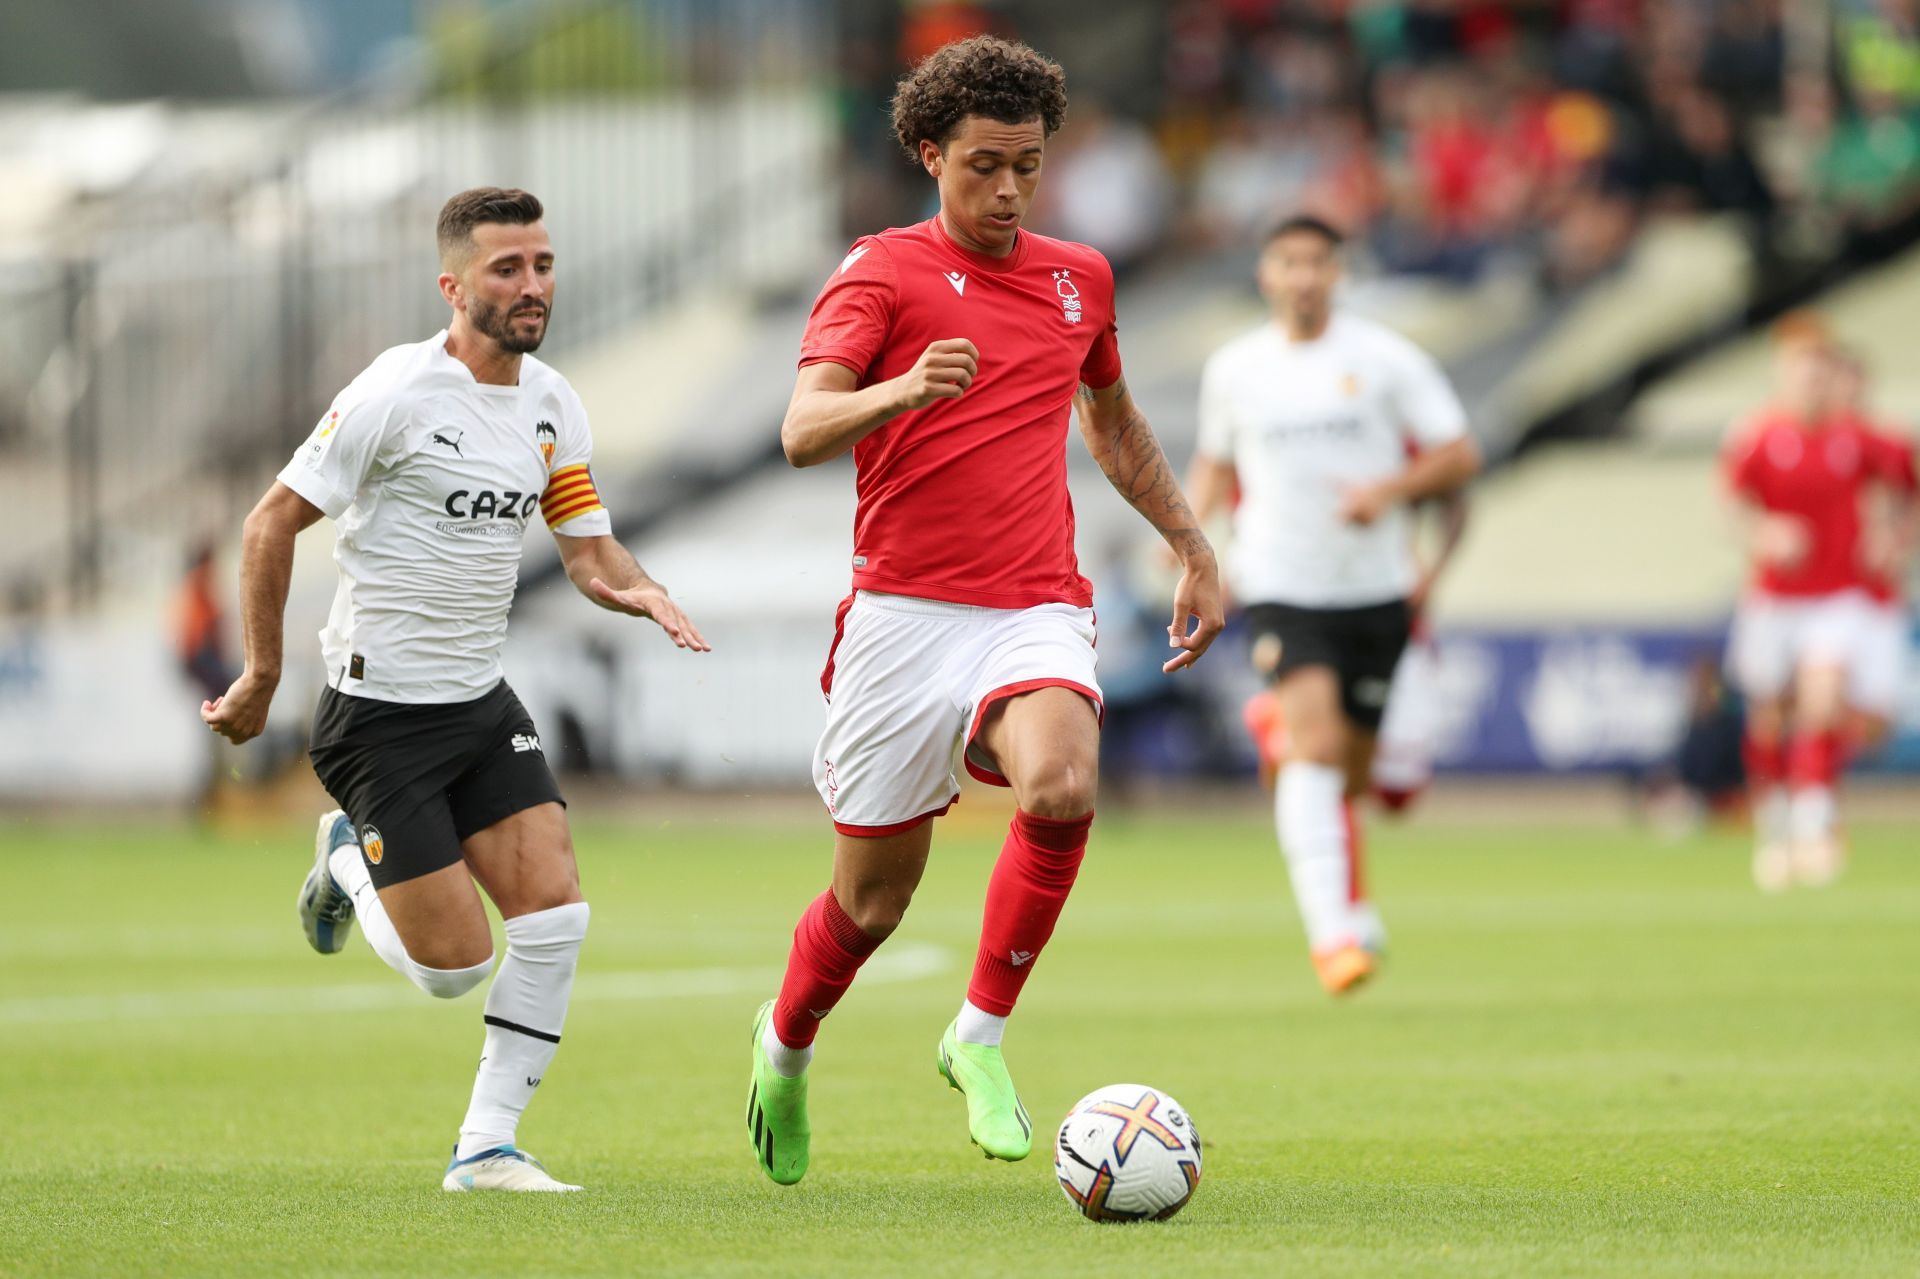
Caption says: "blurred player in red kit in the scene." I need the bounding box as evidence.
[1826,349,1918,757]
[743,36,1224,1185]
[1723,320,1911,890]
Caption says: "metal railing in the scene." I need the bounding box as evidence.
[0,0,835,613]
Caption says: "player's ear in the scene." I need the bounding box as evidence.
[437,272,461,309]
[919,137,943,178]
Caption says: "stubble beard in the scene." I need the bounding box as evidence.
[471,296,548,355]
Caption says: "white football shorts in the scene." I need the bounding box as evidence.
[1850,598,1910,718]
[1726,589,1874,700]
[813,591,1102,835]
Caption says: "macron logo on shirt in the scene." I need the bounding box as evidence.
[945,271,967,296]
[838,246,870,275]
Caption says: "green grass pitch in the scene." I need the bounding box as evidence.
[1,801,1916,1276]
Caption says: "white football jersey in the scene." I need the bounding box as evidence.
[1196,312,1467,608]
[278,331,612,704]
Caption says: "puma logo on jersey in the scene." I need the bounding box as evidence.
[945,271,967,296]
[838,245,870,275]
[432,430,465,457]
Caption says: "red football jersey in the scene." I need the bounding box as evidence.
[1855,417,1917,604]
[798,218,1124,609]
[1723,409,1878,597]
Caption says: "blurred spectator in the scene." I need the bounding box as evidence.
[1639,655,1749,837]
[843,0,1920,294]
[1839,0,1920,108]
[1191,109,1323,244]
[175,542,233,705]
[1041,103,1175,271]
[1640,84,1777,223]
[1815,87,1920,225]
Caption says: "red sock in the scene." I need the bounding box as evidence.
[1786,728,1845,789]
[968,809,1093,1017]
[1341,798,1367,903]
[772,890,880,1048]
[1742,730,1786,792]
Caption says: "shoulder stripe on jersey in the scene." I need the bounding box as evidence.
[541,464,605,526]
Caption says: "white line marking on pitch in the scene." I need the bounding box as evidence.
[0,942,950,1026]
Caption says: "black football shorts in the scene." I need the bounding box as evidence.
[307,680,565,888]
[1242,599,1413,732]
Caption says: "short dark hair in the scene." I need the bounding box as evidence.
[436,187,544,266]
[1264,214,1345,249]
[890,35,1068,162]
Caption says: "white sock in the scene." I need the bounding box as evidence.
[760,1024,812,1078]
[1351,900,1388,954]
[456,901,589,1160]
[1755,788,1791,846]
[329,844,413,975]
[329,844,492,998]
[1788,786,1835,843]
[955,998,1006,1047]
[1277,761,1359,952]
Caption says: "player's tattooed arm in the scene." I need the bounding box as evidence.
[1075,377,1225,672]
[1075,378,1211,563]
[555,532,711,652]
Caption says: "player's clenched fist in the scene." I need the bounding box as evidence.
[895,338,978,409]
[201,669,276,744]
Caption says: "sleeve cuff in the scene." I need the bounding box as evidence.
[798,348,869,373]
[549,508,613,537]
[1410,413,1469,445]
[276,463,351,520]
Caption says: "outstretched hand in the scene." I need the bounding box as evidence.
[1164,556,1225,673]
[589,577,712,651]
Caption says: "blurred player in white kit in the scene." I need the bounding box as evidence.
[1188,215,1480,995]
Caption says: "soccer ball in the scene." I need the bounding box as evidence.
[1054,1083,1203,1222]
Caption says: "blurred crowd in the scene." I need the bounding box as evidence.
[851,0,1920,288]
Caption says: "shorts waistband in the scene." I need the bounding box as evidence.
[855,590,1022,620]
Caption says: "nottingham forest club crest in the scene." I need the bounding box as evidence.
[535,420,557,468]
[1053,270,1083,325]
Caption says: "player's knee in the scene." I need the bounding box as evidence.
[510,880,585,918]
[407,951,495,999]
[505,900,590,955]
[1019,760,1098,819]
[836,883,910,940]
[1288,729,1345,768]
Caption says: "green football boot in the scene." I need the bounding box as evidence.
[936,1019,1032,1161]
[746,999,810,1185]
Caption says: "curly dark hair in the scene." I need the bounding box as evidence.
[890,35,1068,162]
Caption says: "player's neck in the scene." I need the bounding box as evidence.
[1276,310,1331,343]
[1778,401,1826,429]
[443,325,524,387]
[936,208,1017,260]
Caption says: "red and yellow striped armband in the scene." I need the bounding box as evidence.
[540,464,605,528]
